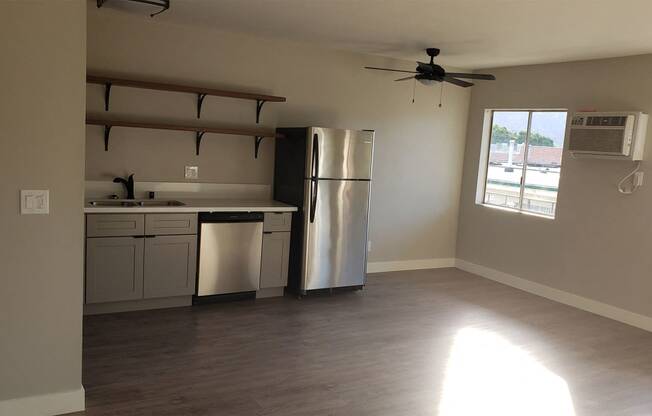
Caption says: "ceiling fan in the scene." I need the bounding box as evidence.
[365,48,495,87]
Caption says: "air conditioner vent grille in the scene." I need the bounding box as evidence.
[586,116,627,127]
[569,111,646,160]
[568,129,625,154]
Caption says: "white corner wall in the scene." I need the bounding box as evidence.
[86,7,471,266]
[0,1,86,415]
[457,54,652,323]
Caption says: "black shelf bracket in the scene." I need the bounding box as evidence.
[254,100,267,157]
[104,82,112,111]
[196,93,207,119]
[254,136,264,159]
[196,131,206,155]
[256,100,266,124]
[103,125,112,151]
[97,0,170,17]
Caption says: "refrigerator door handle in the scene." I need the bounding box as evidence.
[310,178,318,223]
[311,133,319,179]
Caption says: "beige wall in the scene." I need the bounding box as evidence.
[0,0,86,411]
[86,8,471,263]
[457,54,652,318]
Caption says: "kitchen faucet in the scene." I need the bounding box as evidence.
[113,174,135,199]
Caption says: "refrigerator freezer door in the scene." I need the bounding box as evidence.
[302,179,371,290]
[306,127,374,180]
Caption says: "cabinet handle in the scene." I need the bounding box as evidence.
[144,235,156,239]
[263,231,273,234]
[133,235,145,239]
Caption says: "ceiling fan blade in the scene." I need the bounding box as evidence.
[443,76,474,88]
[364,66,418,74]
[395,76,415,81]
[445,72,496,80]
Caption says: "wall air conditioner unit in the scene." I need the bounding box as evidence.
[568,111,648,160]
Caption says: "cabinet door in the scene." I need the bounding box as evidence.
[86,237,144,304]
[144,235,197,299]
[260,232,291,289]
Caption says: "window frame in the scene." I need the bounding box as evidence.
[476,108,568,219]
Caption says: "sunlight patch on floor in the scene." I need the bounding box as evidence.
[438,327,575,416]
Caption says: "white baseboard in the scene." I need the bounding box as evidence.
[0,386,84,416]
[367,258,456,273]
[455,259,652,333]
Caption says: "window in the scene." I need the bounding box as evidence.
[478,110,568,218]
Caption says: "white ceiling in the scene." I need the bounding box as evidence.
[110,0,652,69]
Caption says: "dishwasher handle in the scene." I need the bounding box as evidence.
[199,212,264,223]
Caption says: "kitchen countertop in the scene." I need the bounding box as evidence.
[84,198,298,214]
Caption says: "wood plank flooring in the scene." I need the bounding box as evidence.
[79,268,652,416]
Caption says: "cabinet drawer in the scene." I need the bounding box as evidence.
[263,212,292,232]
[87,214,145,237]
[145,213,197,235]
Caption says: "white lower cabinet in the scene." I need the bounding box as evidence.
[85,213,198,305]
[144,235,197,299]
[260,231,290,289]
[85,212,293,306]
[86,237,145,304]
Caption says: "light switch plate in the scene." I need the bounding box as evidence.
[185,166,199,180]
[21,190,49,214]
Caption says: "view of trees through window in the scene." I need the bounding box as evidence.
[483,110,568,217]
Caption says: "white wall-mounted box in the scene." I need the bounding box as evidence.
[569,111,648,161]
[20,190,49,214]
[184,166,199,180]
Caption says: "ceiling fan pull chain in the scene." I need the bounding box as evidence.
[412,78,416,103]
[438,82,444,108]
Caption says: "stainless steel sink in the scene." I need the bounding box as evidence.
[88,200,185,207]
[135,200,185,207]
[88,200,138,207]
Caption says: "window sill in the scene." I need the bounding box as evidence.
[477,202,556,220]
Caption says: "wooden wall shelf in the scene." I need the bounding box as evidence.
[87,74,286,120]
[86,118,281,158]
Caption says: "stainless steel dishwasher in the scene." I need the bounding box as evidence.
[196,212,263,297]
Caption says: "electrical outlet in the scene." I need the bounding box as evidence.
[185,166,199,180]
[367,241,372,252]
[634,171,644,187]
[21,190,49,214]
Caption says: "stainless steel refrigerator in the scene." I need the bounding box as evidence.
[274,127,374,294]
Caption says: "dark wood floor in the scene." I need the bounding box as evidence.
[79,268,652,416]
